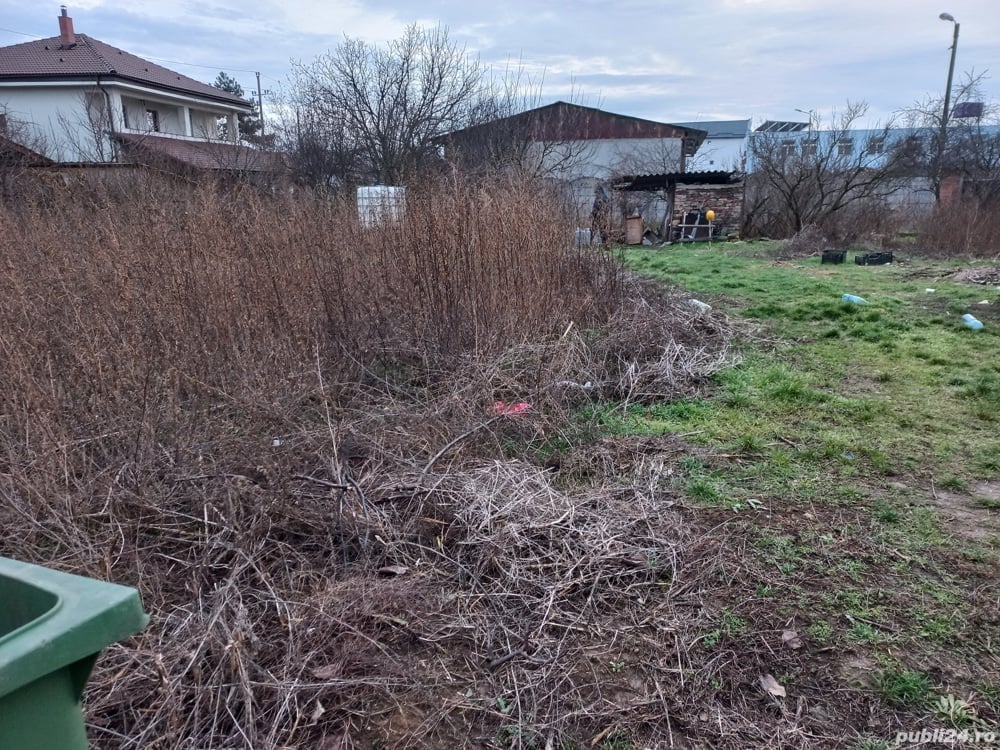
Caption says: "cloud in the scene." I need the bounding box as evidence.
[2,0,999,126]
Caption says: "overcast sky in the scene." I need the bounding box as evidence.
[2,0,998,128]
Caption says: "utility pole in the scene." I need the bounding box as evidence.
[939,14,960,138]
[255,71,265,137]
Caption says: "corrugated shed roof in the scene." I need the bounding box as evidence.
[115,132,285,172]
[0,33,251,109]
[613,170,741,191]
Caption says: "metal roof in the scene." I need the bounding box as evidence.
[0,33,251,109]
[443,101,708,156]
[674,120,751,139]
[612,170,742,191]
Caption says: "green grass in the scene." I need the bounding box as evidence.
[854,739,892,750]
[877,668,932,707]
[626,244,1000,491]
[807,620,834,644]
[607,244,1000,721]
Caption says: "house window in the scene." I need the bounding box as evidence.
[779,139,796,159]
[145,109,160,132]
[801,139,819,158]
[122,105,130,129]
[838,138,853,156]
[866,138,885,156]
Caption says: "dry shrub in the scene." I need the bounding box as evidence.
[0,171,746,748]
[774,224,834,259]
[818,198,906,245]
[916,201,1000,258]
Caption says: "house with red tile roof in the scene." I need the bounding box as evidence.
[0,7,279,173]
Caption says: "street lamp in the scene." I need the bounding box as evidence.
[936,13,960,203]
[794,108,814,132]
[939,13,960,134]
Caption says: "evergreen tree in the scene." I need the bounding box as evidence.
[213,71,263,145]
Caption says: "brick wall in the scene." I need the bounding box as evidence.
[939,172,961,206]
[673,183,744,226]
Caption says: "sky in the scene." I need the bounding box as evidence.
[1,0,998,129]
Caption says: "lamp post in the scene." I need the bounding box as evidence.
[937,13,959,203]
[794,108,814,132]
[939,13,959,139]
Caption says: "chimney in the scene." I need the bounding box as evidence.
[58,6,75,47]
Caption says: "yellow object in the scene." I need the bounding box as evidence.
[705,210,716,222]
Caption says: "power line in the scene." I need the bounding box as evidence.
[139,54,259,75]
[0,26,41,40]
[105,54,284,87]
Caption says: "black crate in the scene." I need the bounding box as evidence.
[821,251,846,264]
[855,251,894,266]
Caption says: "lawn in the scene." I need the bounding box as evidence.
[612,241,999,748]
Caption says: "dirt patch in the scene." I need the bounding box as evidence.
[931,485,1000,543]
[838,653,880,690]
[972,480,1000,502]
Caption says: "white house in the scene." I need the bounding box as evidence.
[0,7,268,171]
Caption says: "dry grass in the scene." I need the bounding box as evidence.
[0,172,753,748]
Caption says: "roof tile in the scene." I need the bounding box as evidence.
[115,132,285,172]
[0,34,250,108]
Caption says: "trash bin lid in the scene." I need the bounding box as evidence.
[0,557,148,700]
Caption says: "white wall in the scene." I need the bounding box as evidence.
[0,85,106,161]
[190,109,220,139]
[532,137,682,223]
[537,137,683,181]
[687,137,746,171]
[1,81,244,162]
[121,95,185,136]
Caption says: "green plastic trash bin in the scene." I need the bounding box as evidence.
[0,557,149,749]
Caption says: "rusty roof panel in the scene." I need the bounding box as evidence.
[445,101,707,155]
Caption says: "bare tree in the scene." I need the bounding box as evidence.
[56,90,120,162]
[896,71,1000,203]
[274,87,367,192]
[746,102,902,237]
[289,25,489,185]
